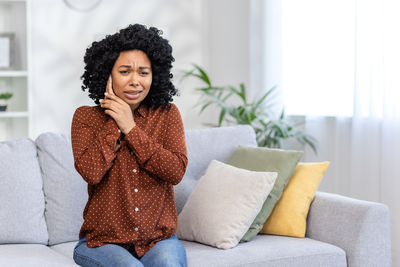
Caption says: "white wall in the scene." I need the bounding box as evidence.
[30,0,253,138]
[196,0,252,124]
[203,0,250,87]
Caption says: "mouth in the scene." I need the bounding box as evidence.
[123,90,142,100]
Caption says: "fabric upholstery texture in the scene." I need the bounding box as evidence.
[306,191,392,267]
[36,133,88,245]
[227,146,303,242]
[0,138,48,245]
[0,244,77,266]
[182,235,346,267]
[260,161,330,237]
[0,235,347,267]
[177,160,277,249]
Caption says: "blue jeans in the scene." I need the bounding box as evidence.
[73,234,187,267]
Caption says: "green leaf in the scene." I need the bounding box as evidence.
[199,101,214,114]
[0,92,13,100]
[252,86,276,113]
[239,83,247,104]
[280,109,285,120]
[203,91,232,113]
[226,85,245,102]
[192,64,212,87]
[218,109,226,126]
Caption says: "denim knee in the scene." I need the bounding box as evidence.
[149,252,186,267]
[141,240,187,267]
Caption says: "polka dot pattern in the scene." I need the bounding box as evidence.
[71,103,188,257]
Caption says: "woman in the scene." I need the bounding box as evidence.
[71,24,188,267]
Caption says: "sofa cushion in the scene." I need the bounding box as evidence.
[175,125,257,214]
[49,241,78,261]
[57,235,347,267]
[36,133,87,245]
[261,162,330,237]
[227,146,303,242]
[182,235,346,267]
[177,160,277,249]
[0,138,48,244]
[0,244,78,266]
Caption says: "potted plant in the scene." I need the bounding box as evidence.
[0,92,13,111]
[180,64,317,153]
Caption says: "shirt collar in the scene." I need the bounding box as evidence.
[135,102,149,118]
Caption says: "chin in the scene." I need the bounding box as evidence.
[128,98,143,104]
[125,99,144,109]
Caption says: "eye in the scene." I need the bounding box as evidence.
[119,70,129,74]
[140,72,149,76]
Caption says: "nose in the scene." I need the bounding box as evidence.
[130,73,140,87]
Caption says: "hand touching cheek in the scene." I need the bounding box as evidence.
[99,75,136,135]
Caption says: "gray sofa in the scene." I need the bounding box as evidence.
[0,125,391,267]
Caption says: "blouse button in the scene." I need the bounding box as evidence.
[118,129,121,133]
[135,207,139,212]
[134,227,139,231]
[132,169,137,173]
[130,151,134,155]
[134,188,138,193]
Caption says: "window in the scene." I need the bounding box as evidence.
[281,0,355,116]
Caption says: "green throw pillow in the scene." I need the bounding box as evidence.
[227,145,303,242]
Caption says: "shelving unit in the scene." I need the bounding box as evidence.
[0,0,31,141]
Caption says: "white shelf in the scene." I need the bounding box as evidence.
[0,111,28,118]
[0,0,30,140]
[0,71,28,77]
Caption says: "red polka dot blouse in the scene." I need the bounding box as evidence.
[71,102,188,257]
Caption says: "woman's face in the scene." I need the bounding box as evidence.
[111,49,152,111]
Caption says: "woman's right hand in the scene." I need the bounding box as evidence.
[100,75,136,135]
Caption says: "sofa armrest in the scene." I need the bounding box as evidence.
[306,191,391,267]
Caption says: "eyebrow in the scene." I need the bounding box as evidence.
[118,65,151,70]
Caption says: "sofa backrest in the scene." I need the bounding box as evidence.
[0,138,49,245]
[35,133,87,246]
[175,125,257,213]
[0,125,257,246]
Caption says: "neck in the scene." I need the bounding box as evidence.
[130,102,140,111]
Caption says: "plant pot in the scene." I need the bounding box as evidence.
[0,104,7,111]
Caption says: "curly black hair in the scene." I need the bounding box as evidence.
[81,24,177,109]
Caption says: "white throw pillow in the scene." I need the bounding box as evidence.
[177,160,277,249]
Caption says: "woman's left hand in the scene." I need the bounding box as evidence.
[100,75,136,135]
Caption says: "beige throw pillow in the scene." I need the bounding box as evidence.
[177,160,277,249]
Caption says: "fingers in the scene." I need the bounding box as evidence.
[106,75,116,96]
[104,108,118,119]
[106,76,111,94]
[104,92,122,104]
[99,98,115,110]
[100,97,124,113]
[105,76,125,105]
[104,91,126,106]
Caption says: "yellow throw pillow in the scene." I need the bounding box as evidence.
[259,162,330,238]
